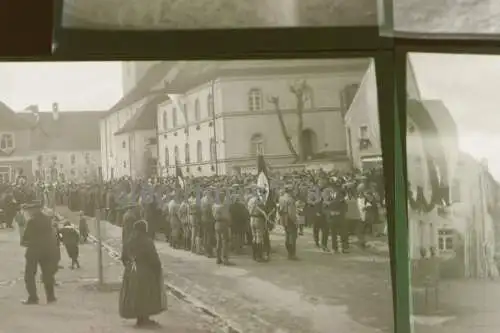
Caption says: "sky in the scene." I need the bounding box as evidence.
[410,53,500,180]
[0,62,124,112]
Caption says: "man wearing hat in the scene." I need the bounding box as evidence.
[278,185,298,260]
[21,201,59,304]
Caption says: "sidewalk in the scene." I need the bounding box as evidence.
[0,224,223,333]
[58,206,394,333]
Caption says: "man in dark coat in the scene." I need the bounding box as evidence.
[21,201,59,304]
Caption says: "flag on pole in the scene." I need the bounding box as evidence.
[256,152,270,205]
[175,162,185,190]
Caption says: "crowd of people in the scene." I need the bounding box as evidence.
[0,166,385,327]
[55,167,386,264]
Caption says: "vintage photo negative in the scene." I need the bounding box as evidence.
[394,0,500,34]
[61,0,377,30]
[407,53,500,333]
[0,59,392,332]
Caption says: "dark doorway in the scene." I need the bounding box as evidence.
[301,129,317,159]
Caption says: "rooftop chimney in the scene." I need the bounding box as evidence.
[52,102,59,121]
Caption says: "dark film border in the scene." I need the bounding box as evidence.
[0,0,53,57]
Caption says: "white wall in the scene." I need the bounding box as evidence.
[344,60,381,169]
[31,150,101,182]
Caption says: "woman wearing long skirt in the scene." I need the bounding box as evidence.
[119,220,167,328]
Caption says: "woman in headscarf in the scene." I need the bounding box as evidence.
[119,220,167,328]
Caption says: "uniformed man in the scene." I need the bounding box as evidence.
[187,191,201,254]
[178,195,190,250]
[323,186,349,253]
[168,191,182,249]
[21,201,59,305]
[279,185,298,260]
[200,188,215,257]
[247,187,267,262]
[212,192,232,265]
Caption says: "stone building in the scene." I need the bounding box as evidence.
[156,59,369,177]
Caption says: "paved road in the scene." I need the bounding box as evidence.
[58,206,394,333]
[0,224,224,333]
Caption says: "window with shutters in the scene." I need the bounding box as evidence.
[174,146,179,162]
[197,140,203,162]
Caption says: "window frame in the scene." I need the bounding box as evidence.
[248,88,263,112]
[0,132,15,151]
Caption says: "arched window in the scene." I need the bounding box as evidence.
[162,111,167,130]
[172,107,178,128]
[248,88,263,111]
[174,146,179,162]
[207,94,213,116]
[164,148,169,167]
[210,137,216,161]
[185,143,190,164]
[250,133,264,155]
[194,98,201,121]
[197,140,203,163]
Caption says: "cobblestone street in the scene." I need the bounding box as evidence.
[57,206,394,333]
[0,223,224,333]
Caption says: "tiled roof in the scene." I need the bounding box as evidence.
[17,111,106,151]
[0,102,33,130]
[114,94,169,135]
[103,62,178,118]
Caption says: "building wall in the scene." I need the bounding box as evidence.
[100,98,149,180]
[344,60,381,170]
[31,150,101,182]
[131,129,156,179]
[157,66,363,177]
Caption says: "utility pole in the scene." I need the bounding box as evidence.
[211,79,219,176]
[96,167,104,286]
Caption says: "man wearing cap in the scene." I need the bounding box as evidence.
[21,201,59,305]
[278,185,298,260]
[187,191,201,254]
[212,191,232,265]
[200,188,215,257]
[247,188,267,262]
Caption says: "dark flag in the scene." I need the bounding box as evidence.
[175,163,185,190]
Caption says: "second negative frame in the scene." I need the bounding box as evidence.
[0,59,393,332]
[407,53,500,333]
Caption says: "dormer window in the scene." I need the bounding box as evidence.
[0,133,14,151]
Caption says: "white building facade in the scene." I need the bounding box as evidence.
[157,59,369,177]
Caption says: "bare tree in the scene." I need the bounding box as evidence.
[268,79,314,163]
